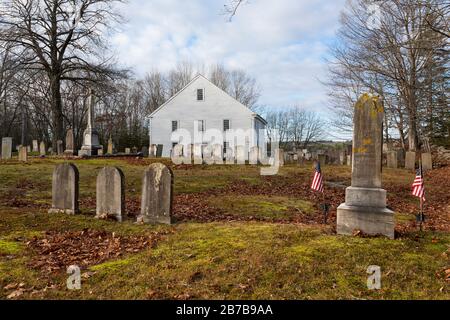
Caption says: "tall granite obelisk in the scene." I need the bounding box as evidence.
[337,94,394,239]
[79,89,102,156]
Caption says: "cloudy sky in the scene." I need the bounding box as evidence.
[110,0,347,115]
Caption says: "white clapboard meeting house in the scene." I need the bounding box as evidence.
[148,74,267,158]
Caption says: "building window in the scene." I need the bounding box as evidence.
[223,119,230,131]
[223,142,229,155]
[172,121,178,132]
[197,89,204,101]
[198,120,205,132]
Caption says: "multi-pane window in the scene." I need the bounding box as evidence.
[198,120,205,132]
[223,142,229,155]
[223,119,230,131]
[197,89,204,101]
[172,121,179,132]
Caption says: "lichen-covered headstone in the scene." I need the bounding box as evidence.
[39,142,46,156]
[405,151,416,170]
[49,163,79,214]
[337,94,394,239]
[138,163,173,225]
[64,129,75,155]
[1,137,12,160]
[422,153,432,171]
[96,167,125,222]
[18,146,28,162]
[387,151,398,169]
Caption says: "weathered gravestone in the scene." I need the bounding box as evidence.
[212,144,223,164]
[249,146,259,165]
[32,140,39,152]
[39,142,46,156]
[318,154,327,167]
[18,146,28,162]
[156,145,163,158]
[386,151,398,169]
[405,151,416,170]
[225,147,235,165]
[149,144,157,158]
[64,129,75,156]
[142,146,149,157]
[98,148,104,156]
[337,94,394,239]
[347,155,352,166]
[277,149,285,167]
[27,146,31,153]
[236,146,246,165]
[96,167,125,222]
[125,148,131,154]
[1,137,12,160]
[48,163,79,214]
[422,153,432,171]
[57,140,64,155]
[132,146,138,154]
[138,163,173,225]
[193,144,203,164]
[107,138,114,155]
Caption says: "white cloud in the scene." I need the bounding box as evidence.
[109,0,346,113]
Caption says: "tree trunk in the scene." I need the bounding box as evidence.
[50,74,64,149]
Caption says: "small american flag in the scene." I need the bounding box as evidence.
[311,161,324,192]
[412,166,425,201]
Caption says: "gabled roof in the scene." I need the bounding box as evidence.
[148,74,266,124]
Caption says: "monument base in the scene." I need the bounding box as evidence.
[136,215,172,225]
[337,204,395,239]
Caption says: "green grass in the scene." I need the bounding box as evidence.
[0,158,448,300]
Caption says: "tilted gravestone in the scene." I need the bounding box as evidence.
[18,146,28,162]
[96,167,125,222]
[1,137,12,160]
[138,163,173,225]
[57,140,64,155]
[422,153,432,171]
[39,142,46,156]
[337,94,394,239]
[64,129,75,156]
[249,146,259,165]
[386,151,398,169]
[405,151,416,170]
[49,163,79,214]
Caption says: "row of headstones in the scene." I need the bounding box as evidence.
[169,144,285,165]
[1,137,66,161]
[386,150,433,170]
[49,163,173,224]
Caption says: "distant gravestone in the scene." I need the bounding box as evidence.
[337,94,394,239]
[96,167,125,222]
[57,140,64,155]
[212,144,223,164]
[142,146,149,157]
[202,144,214,164]
[132,146,138,154]
[125,148,131,154]
[1,137,12,160]
[422,153,432,171]
[18,146,28,162]
[48,163,79,214]
[347,155,352,166]
[225,148,235,165]
[27,146,31,153]
[249,147,259,165]
[138,163,173,225]
[156,145,163,158]
[185,144,193,163]
[98,148,104,156]
[149,144,157,158]
[32,140,39,152]
[277,149,285,167]
[236,146,246,165]
[318,154,327,167]
[193,144,203,164]
[339,151,346,165]
[64,129,75,155]
[387,151,398,169]
[107,138,114,155]
[39,142,46,156]
[405,151,416,170]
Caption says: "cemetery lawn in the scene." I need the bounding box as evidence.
[0,158,449,300]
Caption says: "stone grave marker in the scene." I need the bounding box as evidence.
[48,163,79,214]
[125,148,131,154]
[1,137,12,160]
[32,140,39,152]
[39,142,46,156]
[422,153,432,171]
[236,146,246,165]
[138,163,173,225]
[337,94,394,239]
[387,151,398,168]
[405,151,416,170]
[64,129,75,156]
[96,167,125,222]
[57,140,64,155]
[18,146,27,162]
